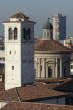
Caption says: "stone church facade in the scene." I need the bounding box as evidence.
[34,19,72,80]
[34,40,72,79]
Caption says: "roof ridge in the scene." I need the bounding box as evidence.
[16,88,21,102]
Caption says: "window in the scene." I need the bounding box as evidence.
[23,28,26,40]
[71,65,73,69]
[9,51,11,54]
[48,67,52,78]
[44,32,46,37]
[47,32,49,37]
[64,66,66,77]
[40,65,42,71]
[12,66,14,70]
[27,28,31,40]
[14,28,17,40]
[51,31,53,39]
[23,28,31,40]
[9,28,12,40]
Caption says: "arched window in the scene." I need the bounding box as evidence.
[9,28,12,40]
[48,67,52,78]
[27,28,31,40]
[14,28,17,40]
[23,28,26,40]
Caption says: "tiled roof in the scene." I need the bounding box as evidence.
[0,83,67,102]
[35,79,65,84]
[3,20,35,24]
[54,78,73,92]
[35,78,73,91]
[35,78,73,93]
[10,12,29,19]
[0,88,19,101]
[0,82,5,91]
[35,40,72,53]
[17,84,67,101]
[1,102,73,110]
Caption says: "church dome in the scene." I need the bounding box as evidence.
[43,19,53,30]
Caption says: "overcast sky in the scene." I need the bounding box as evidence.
[0,0,73,37]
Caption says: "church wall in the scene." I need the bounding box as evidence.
[0,102,7,109]
[34,52,70,79]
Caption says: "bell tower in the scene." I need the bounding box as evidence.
[3,12,35,90]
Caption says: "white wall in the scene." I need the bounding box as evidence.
[4,22,22,90]
[0,51,5,58]
[0,102,7,109]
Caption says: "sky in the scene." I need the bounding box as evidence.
[0,0,73,37]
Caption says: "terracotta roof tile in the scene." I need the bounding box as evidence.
[3,20,35,24]
[0,83,67,102]
[35,40,72,53]
[54,78,73,92]
[35,79,65,84]
[10,12,29,19]
[35,78,73,91]
[0,88,19,101]
[17,84,67,101]
[1,102,73,110]
[0,82,5,91]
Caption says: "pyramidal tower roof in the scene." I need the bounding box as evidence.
[10,12,29,19]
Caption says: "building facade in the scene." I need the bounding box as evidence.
[34,40,72,79]
[53,13,66,40]
[3,12,35,90]
[34,20,71,80]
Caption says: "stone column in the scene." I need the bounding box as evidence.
[42,58,45,79]
[44,59,46,78]
[34,62,37,79]
[46,63,48,78]
[60,58,63,79]
[37,58,41,79]
[55,58,58,78]
[36,58,38,78]
[52,63,55,78]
